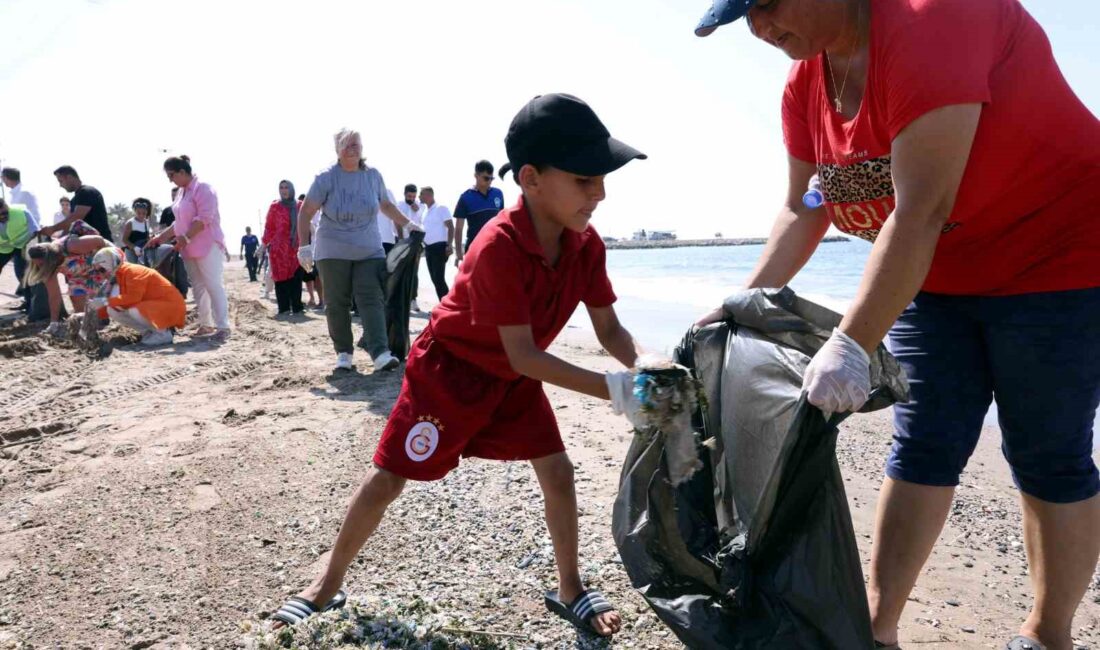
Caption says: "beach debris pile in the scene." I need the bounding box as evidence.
[241,596,515,650]
[632,354,707,486]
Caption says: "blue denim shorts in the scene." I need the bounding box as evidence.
[886,287,1100,504]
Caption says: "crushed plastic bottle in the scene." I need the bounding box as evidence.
[803,173,824,209]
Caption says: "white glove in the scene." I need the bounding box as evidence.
[606,371,646,430]
[406,221,425,233]
[45,321,64,338]
[297,245,314,273]
[87,297,108,310]
[803,328,871,416]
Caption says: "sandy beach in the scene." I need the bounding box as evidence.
[0,263,1097,649]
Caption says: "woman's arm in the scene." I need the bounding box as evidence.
[696,156,827,326]
[297,200,321,246]
[262,204,279,245]
[380,200,412,231]
[121,221,133,249]
[64,235,110,255]
[839,103,981,352]
[46,273,63,322]
[744,156,831,289]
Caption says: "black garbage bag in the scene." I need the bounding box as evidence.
[385,231,424,361]
[612,287,909,649]
[143,245,189,299]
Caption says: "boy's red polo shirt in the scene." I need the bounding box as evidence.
[373,197,619,481]
[430,196,617,379]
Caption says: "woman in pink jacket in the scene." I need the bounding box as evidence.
[147,155,229,339]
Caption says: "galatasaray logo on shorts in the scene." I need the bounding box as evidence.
[405,415,442,462]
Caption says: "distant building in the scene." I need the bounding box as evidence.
[632,229,648,241]
[649,230,676,241]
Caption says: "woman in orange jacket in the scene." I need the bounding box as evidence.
[88,248,186,346]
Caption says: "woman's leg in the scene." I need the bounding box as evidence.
[869,293,993,646]
[317,259,354,354]
[290,267,304,313]
[182,257,212,328]
[351,258,389,360]
[107,306,152,333]
[981,288,1100,650]
[201,247,230,330]
[274,279,291,313]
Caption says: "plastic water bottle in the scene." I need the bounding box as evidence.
[802,174,824,209]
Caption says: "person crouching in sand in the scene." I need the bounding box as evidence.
[267,94,650,638]
[85,248,185,347]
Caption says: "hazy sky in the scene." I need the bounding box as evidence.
[1,0,1096,239]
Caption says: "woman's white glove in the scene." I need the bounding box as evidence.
[606,371,646,429]
[297,245,314,273]
[803,328,871,416]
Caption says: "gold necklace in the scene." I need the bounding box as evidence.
[825,0,863,114]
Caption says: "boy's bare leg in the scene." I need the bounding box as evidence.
[275,467,406,627]
[531,452,621,636]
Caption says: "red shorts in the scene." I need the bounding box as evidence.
[373,331,565,481]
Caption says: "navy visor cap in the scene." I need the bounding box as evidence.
[695,0,756,37]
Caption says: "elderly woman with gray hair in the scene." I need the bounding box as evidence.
[297,129,421,372]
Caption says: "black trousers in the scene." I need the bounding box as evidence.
[0,246,28,297]
[245,252,259,281]
[424,242,450,300]
[274,267,304,314]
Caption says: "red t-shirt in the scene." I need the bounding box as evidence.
[782,0,1100,296]
[429,196,618,379]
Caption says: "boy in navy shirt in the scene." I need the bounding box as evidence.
[271,94,647,637]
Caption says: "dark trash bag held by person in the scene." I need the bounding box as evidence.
[384,230,424,360]
[613,287,909,649]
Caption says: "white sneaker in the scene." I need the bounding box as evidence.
[410,300,420,312]
[374,351,400,372]
[335,352,354,371]
[141,330,174,347]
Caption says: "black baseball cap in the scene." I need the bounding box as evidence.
[695,0,756,37]
[499,93,646,181]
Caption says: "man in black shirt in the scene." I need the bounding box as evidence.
[44,166,114,241]
[160,187,178,230]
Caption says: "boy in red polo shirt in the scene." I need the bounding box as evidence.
[271,94,647,637]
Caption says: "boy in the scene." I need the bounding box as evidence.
[270,94,647,637]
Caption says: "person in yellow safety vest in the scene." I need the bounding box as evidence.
[0,197,40,307]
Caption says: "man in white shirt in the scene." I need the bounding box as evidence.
[1,168,41,226]
[377,188,399,255]
[1,168,42,303]
[396,183,423,311]
[419,186,454,301]
[52,197,71,229]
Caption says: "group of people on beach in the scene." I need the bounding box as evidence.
[241,153,503,374]
[2,0,1097,648]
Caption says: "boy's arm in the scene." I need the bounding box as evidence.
[498,325,610,400]
[587,305,639,369]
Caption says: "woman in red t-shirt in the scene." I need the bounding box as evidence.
[694,1,1100,648]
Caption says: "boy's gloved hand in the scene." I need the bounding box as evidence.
[297,245,314,273]
[44,321,65,338]
[606,371,647,429]
[802,328,871,416]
